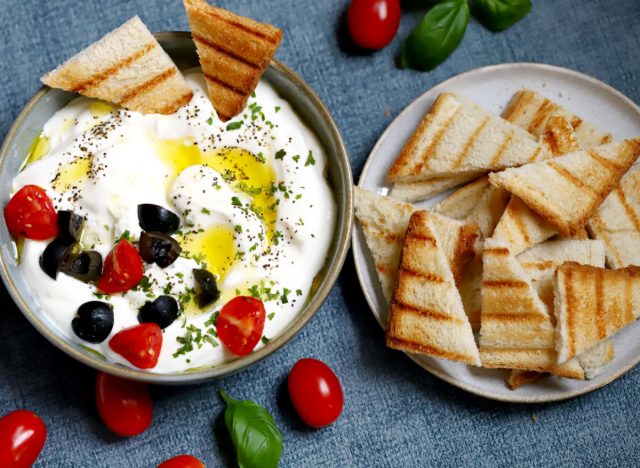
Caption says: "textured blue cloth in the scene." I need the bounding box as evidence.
[1,0,640,466]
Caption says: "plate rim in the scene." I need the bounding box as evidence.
[353,62,640,403]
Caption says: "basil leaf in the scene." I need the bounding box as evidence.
[220,389,283,468]
[400,0,470,71]
[473,0,532,31]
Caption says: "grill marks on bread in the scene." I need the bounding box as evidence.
[555,262,640,363]
[387,93,544,183]
[183,0,282,121]
[41,17,193,115]
[387,211,481,366]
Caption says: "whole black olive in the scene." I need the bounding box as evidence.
[57,210,84,244]
[193,269,220,308]
[138,204,180,234]
[138,295,179,329]
[60,251,103,282]
[72,301,114,343]
[139,231,182,268]
[40,239,73,279]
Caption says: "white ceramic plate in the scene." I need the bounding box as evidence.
[353,63,640,403]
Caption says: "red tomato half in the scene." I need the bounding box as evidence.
[157,454,205,468]
[109,323,163,369]
[288,358,344,428]
[347,0,401,49]
[95,372,152,437]
[0,409,47,468]
[97,240,144,294]
[217,296,266,356]
[4,185,58,240]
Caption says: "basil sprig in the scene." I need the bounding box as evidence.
[220,389,283,468]
[401,0,532,71]
[473,0,532,31]
[400,0,470,71]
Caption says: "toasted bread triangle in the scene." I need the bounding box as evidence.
[555,262,640,363]
[387,211,481,366]
[41,17,193,115]
[492,114,583,254]
[183,0,282,121]
[389,174,477,202]
[490,139,640,236]
[479,239,584,378]
[503,89,612,148]
[388,93,547,183]
[354,187,479,301]
[433,176,490,220]
[587,165,640,268]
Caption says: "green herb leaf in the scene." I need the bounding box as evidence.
[472,0,531,31]
[219,390,283,468]
[226,121,244,131]
[304,150,316,166]
[275,149,286,160]
[400,0,470,71]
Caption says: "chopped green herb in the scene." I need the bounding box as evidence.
[226,121,243,131]
[231,196,242,207]
[296,289,302,296]
[115,230,132,244]
[275,106,281,113]
[275,149,286,160]
[292,155,300,163]
[267,312,275,321]
[201,207,211,215]
[261,336,270,345]
[304,151,316,166]
[234,225,243,234]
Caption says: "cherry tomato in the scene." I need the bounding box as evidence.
[157,454,205,468]
[109,323,163,369]
[0,409,47,468]
[97,240,144,294]
[347,0,401,49]
[95,372,152,437]
[288,358,344,428]
[217,296,266,356]
[4,185,58,240]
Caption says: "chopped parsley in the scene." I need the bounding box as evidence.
[231,196,242,207]
[275,149,286,160]
[115,230,132,243]
[201,207,211,215]
[226,121,243,131]
[305,150,316,166]
[275,106,281,113]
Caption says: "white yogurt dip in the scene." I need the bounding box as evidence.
[11,71,335,373]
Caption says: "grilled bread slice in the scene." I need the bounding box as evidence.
[387,93,546,183]
[354,187,479,301]
[183,0,282,121]
[508,239,609,386]
[587,165,640,268]
[41,17,193,115]
[387,211,481,365]
[492,196,558,256]
[465,184,510,238]
[433,176,490,220]
[490,139,640,236]
[555,262,640,363]
[492,114,584,253]
[507,340,615,388]
[503,89,612,147]
[517,239,605,310]
[389,174,477,202]
[479,239,584,378]
[459,252,483,331]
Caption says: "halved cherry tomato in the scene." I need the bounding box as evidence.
[0,409,47,468]
[95,372,152,437]
[4,185,58,240]
[347,0,401,49]
[157,454,205,468]
[216,296,266,356]
[288,358,344,428]
[97,240,144,294]
[109,323,162,369]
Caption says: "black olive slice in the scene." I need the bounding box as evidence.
[139,231,182,268]
[72,301,114,343]
[138,204,180,234]
[60,251,103,282]
[57,210,84,244]
[193,269,220,308]
[40,239,73,279]
[138,295,179,329]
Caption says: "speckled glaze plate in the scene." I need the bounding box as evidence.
[0,32,353,384]
[353,63,640,403]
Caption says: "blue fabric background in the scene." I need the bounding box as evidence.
[1,0,639,466]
